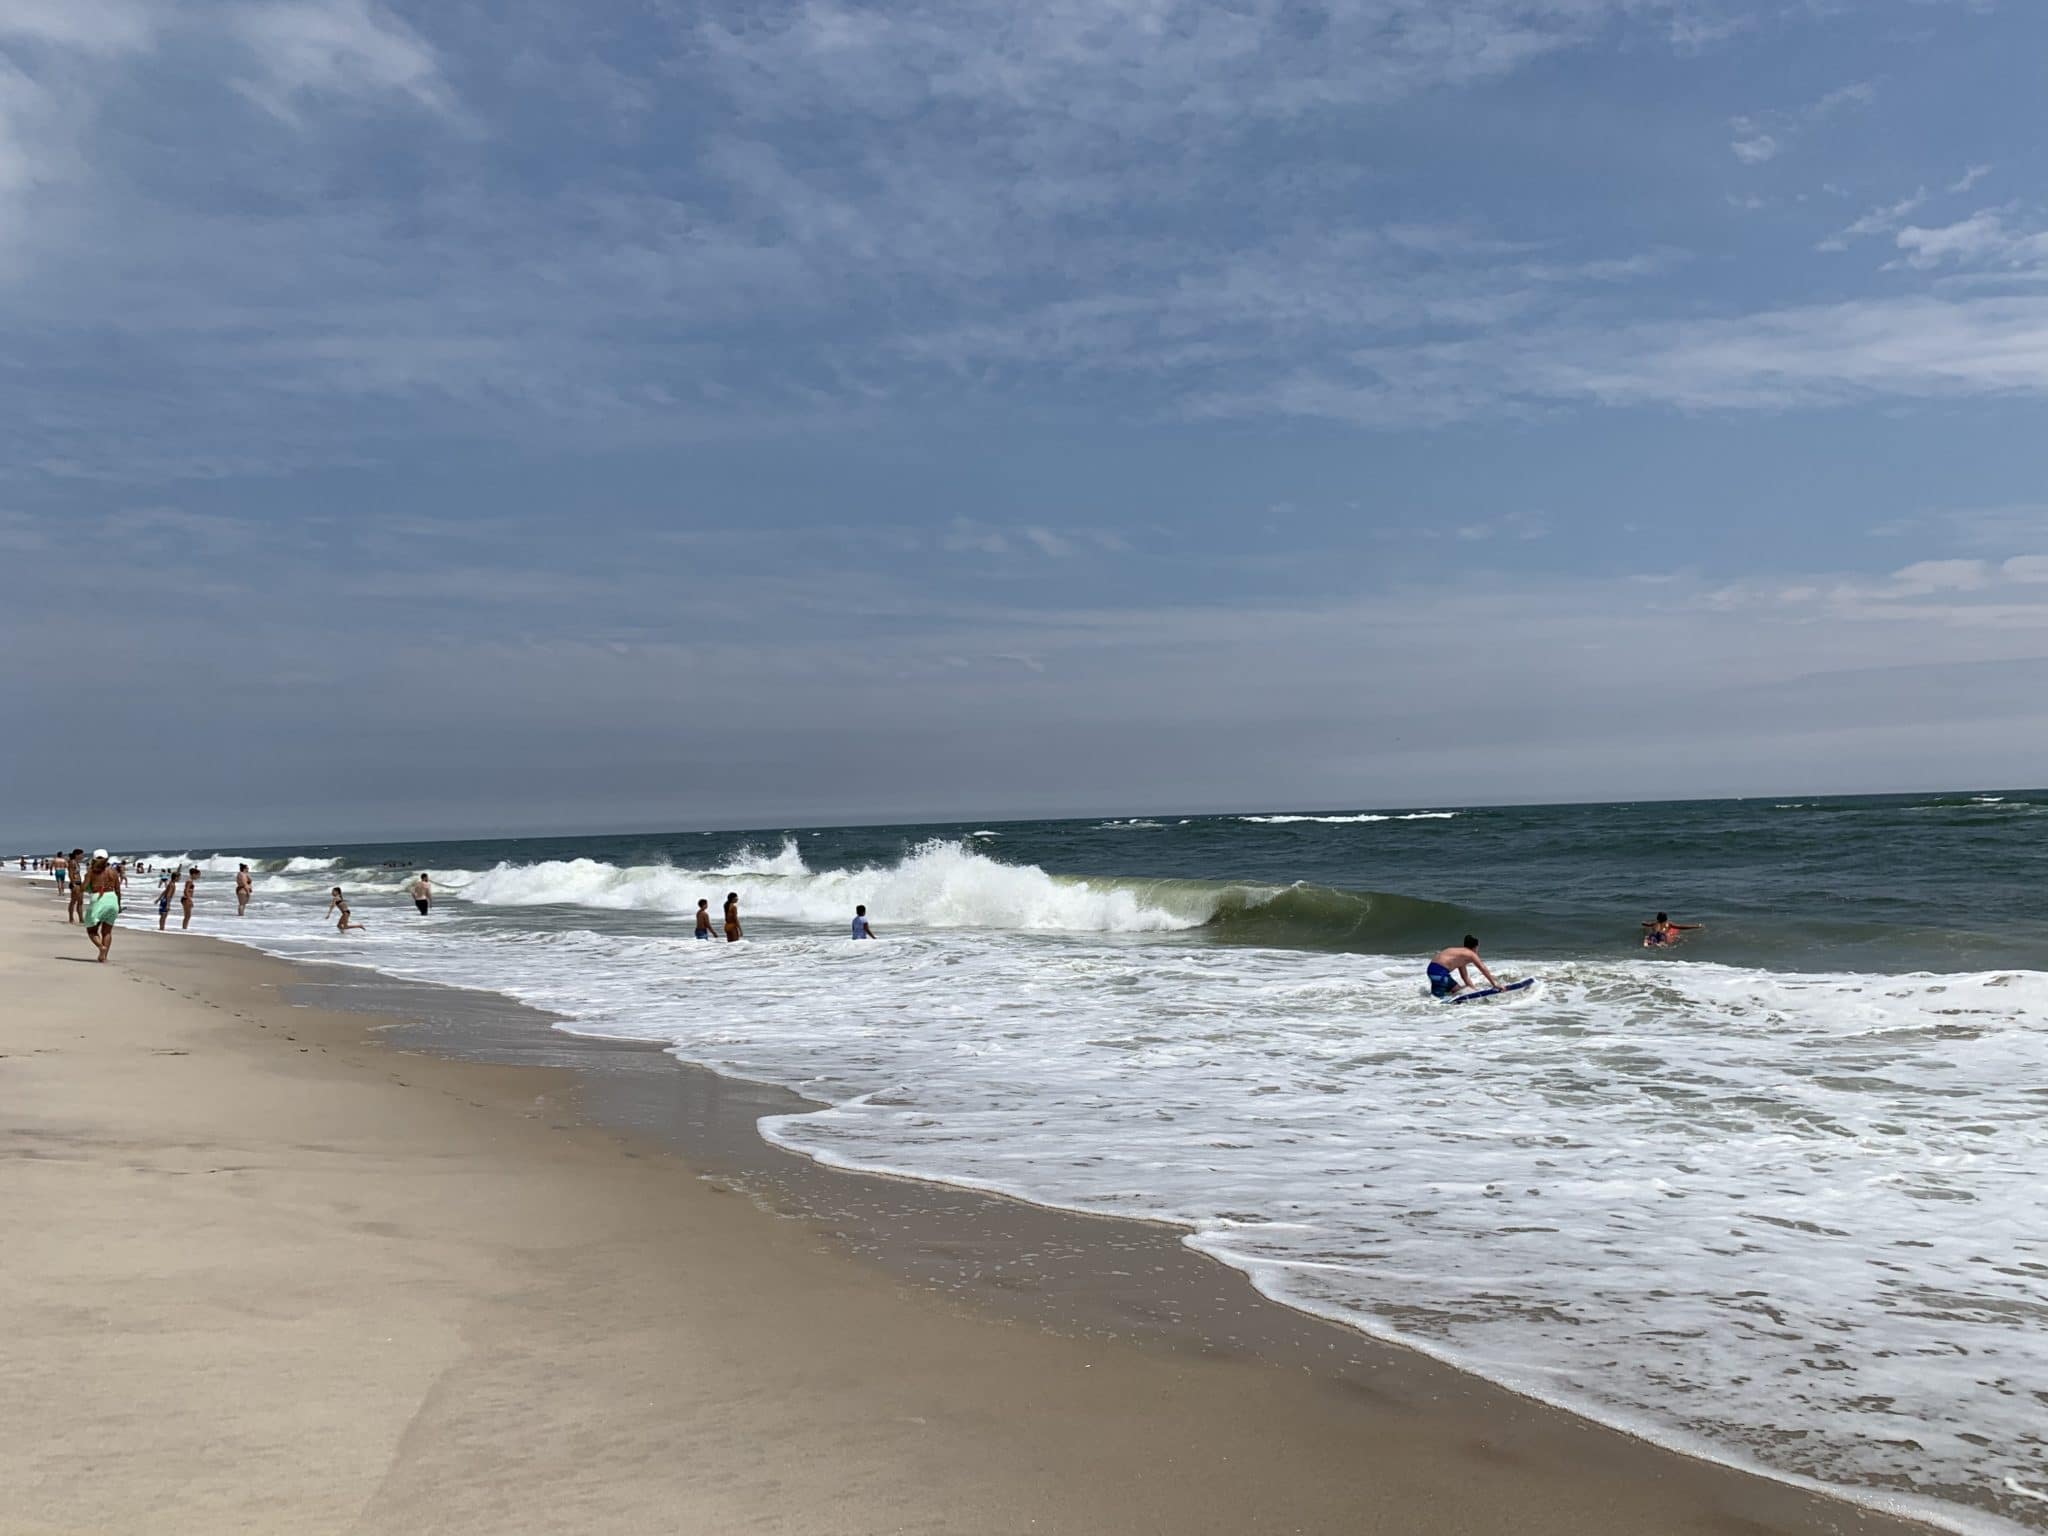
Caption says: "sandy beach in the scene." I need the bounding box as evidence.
[0,876,1946,1536]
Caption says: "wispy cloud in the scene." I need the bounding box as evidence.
[1729,78,1877,164]
[229,0,454,122]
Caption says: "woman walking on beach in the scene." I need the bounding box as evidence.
[723,891,742,943]
[83,851,122,963]
[180,867,198,931]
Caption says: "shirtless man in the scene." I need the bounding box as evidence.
[83,851,123,962]
[180,867,199,930]
[409,873,432,914]
[65,848,85,923]
[694,899,714,938]
[1641,912,1703,948]
[723,891,742,943]
[235,863,253,916]
[1426,935,1500,999]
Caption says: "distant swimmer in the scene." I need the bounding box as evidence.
[1641,912,1703,948]
[1426,936,1500,999]
[410,873,432,915]
[83,851,122,962]
[235,863,253,916]
[851,904,876,939]
[724,891,742,943]
[181,866,199,930]
[694,899,714,939]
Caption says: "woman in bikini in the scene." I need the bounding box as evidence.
[180,867,199,931]
[723,891,742,943]
[326,886,367,933]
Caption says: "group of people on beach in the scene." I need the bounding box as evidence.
[13,852,451,959]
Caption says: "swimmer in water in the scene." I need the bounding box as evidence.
[694,899,714,939]
[1641,912,1703,948]
[1426,936,1499,999]
[723,891,742,943]
[851,904,876,939]
[235,863,253,917]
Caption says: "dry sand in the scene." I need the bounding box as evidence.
[0,878,1942,1535]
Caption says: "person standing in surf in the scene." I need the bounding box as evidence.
[723,891,742,943]
[410,873,433,915]
[1427,936,1499,999]
[83,851,122,962]
[235,863,253,917]
[694,899,714,939]
[851,905,877,939]
[180,866,199,930]
[156,869,177,930]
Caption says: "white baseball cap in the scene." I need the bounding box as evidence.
[91,848,108,860]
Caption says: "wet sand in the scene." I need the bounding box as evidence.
[0,877,1943,1535]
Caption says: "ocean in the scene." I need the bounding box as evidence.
[53,790,2048,1533]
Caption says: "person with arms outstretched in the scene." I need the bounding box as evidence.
[1641,912,1703,948]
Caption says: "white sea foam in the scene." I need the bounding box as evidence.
[453,840,1212,933]
[1240,810,1457,824]
[282,855,339,872]
[91,853,2048,1536]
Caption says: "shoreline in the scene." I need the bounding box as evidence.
[1,878,1963,1535]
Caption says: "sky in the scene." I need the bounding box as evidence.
[4,0,2047,845]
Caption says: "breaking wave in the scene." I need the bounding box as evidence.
[448,838,1469,949]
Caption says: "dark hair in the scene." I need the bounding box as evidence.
[1463,934,1478,949]
[726,891,738,902]
[856,904,866,915]
[239,863,249,871]
[1655,911,1668,923]
[70,848,82,857]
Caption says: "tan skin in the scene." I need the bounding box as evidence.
[66,852,85,923]
[235,865,253,916]
[327,888,367,933]
[84,857,123,962]
[1429,943,1500,995]
[724,893,742,943]
[181,868,198,930]
[695,901,713,937]
[157,873,177,931]
[1641,916,1704,948]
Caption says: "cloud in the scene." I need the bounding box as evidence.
[1892,208,2048,272]
[1728,78,1877,164]
[229,0,454,122]
[1949,164,1994,194]
[1817,189,1928,252]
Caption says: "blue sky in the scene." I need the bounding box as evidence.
[4,0,2047,842]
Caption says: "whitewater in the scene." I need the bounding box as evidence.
[54,800,2048,1534]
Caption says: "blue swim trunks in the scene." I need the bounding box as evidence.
[1426,961,1459,998]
